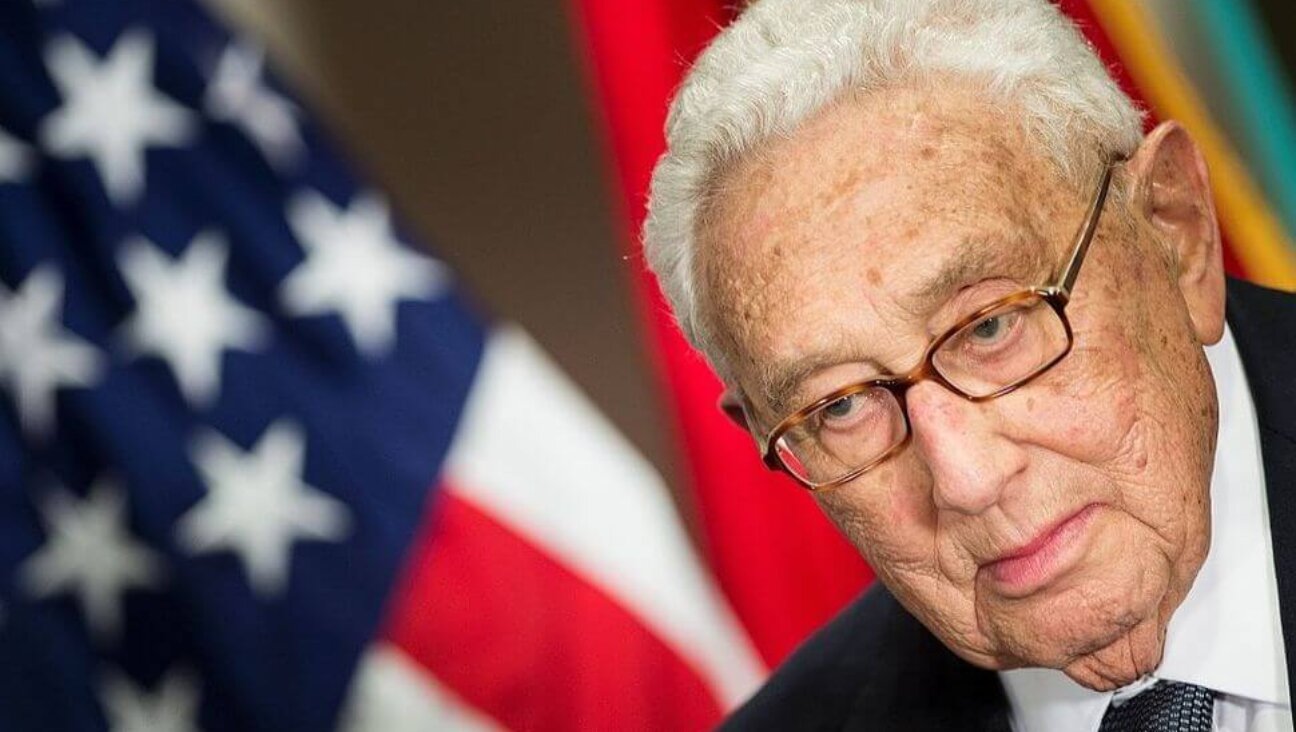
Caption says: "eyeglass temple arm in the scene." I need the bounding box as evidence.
[1056,164,1115,299]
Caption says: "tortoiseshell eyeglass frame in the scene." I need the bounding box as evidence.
[737,162,1118,492]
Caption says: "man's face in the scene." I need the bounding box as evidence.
[699,84,1221,688]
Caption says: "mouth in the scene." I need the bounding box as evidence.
[980,503,1104,598]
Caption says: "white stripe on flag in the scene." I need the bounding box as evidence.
[443,326,766,709]
[338,643,503,732]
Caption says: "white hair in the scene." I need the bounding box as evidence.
[643,0,1143,377]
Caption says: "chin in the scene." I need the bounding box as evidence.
[974,550,1174,673]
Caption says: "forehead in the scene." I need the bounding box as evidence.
[698,83,1068,393]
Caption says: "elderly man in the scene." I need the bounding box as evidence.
[643,0,1296,729]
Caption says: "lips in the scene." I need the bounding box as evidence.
[981,503,1103,597]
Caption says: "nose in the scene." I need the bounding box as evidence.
[905,380,1027,516]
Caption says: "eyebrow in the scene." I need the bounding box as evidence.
[907,232,1049,310]
[758,346,882,423]
[755,233,1050,423]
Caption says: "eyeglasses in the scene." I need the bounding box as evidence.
[749,163,1117,491]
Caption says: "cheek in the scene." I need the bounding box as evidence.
[1015,309,1147,471]
[1018,302,1214,551]
[814,463,937,570]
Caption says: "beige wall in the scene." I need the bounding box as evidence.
[203,0,678,487]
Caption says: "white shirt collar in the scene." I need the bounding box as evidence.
[1000,326,1289,732]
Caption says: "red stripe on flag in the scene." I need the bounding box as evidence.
[380,488,725,732]
[1058,0,1247,278]
[568,0,874,668]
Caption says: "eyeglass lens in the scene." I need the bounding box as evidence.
[775,293,1069,486]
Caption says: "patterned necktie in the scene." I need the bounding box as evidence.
[1098,680,1216,732]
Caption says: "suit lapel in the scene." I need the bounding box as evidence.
[1224,278,1296,703]
[840,588,1012,731]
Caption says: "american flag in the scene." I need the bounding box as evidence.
[0,1,762,729]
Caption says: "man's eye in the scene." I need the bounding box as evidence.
[817,390,886,429]
[823,395,856,420]
[968,312,1018,345]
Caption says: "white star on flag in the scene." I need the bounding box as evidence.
[280,191,449,356]
[118,231,270,408]
[18,478,166,641]
[0,126,33,184]
[100,668,201,732]
[205,43,304,171]
[176,420,352,597]
[38,30,196,205]
[0,265,104,437]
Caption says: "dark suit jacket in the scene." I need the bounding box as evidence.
[720,279,1296,731]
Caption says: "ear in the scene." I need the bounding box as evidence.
[1123,121,1226,345]
[718,387,750,430]
[717,387,768,449]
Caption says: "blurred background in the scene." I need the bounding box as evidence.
[0,0,1292,729]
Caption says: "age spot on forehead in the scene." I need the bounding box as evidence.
[867,267,883,286]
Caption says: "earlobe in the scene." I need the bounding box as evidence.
[1124,121,1225,345]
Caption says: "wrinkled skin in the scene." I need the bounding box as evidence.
[698,81,1226,690]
